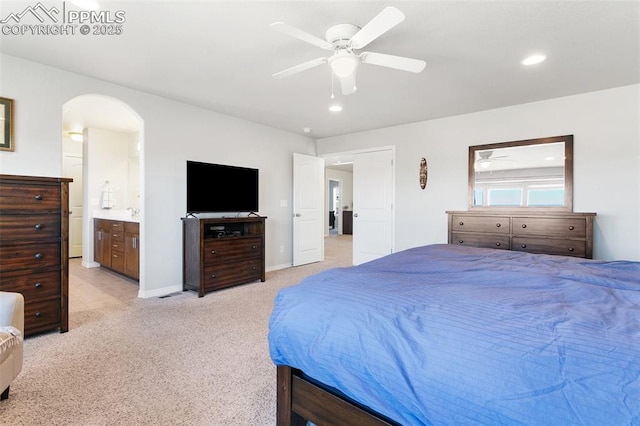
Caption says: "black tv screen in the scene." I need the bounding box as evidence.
[187,161,259,213]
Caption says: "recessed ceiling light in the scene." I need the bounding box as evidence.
[303,127,311,133]
[522,54,546,66]
[68,132,84,142]
[329,105,343,112]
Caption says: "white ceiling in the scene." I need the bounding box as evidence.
[1,1,638,139]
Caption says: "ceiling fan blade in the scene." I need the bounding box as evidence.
[272,57,327,79]
[349,6,405,50]
[360,52,426,73]
[270,22,333,50]
[340,74,357,95]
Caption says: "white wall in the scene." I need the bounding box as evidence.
[87,128,130,211]
[127,131,141,209]
[0,54,316,297]
[317,85,640,261]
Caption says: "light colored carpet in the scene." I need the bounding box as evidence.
[1,235,352,425]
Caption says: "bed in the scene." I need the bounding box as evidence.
[268,244,640,425]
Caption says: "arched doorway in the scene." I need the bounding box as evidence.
[62,94,145,299]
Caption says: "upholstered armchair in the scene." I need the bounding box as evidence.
[0,291,24,400]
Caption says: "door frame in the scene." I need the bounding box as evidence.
[327,178,342,235]
[321,146,395,260]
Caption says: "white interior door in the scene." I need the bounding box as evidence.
[353,149,394,265]
[293,153,325,266]
[63,144,83,258]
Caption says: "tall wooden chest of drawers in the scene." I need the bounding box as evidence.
[447,211,596,258]
[182,216,266,297]
[0,174,72,336]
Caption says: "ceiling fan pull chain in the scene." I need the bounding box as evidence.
[353,68,357,92]
[330,69,335,99]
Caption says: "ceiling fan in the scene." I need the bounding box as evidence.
[476,151,511,169]
[270,6,426,95]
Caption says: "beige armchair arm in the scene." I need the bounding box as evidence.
[0,292,24,334]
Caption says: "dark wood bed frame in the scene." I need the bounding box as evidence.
[276,365,399,426]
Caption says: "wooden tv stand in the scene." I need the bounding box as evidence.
[182,216,266,297]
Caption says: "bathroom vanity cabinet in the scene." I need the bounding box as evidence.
[94,218,139,280]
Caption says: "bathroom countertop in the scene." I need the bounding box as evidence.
[92,209,140,223]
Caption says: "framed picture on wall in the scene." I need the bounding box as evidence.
[1,97,15,152]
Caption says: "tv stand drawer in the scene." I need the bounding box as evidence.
[204,259,262,291]
[204,237,262,264]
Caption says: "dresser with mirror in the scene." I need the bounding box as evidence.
[447,135,596,258]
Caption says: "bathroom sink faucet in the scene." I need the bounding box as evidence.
[127,207,139,217]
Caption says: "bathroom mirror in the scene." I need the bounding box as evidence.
[469,135,573,210]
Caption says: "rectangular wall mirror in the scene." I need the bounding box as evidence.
[469,135,573,210]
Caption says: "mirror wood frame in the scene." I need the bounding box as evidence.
[468,135,574,211]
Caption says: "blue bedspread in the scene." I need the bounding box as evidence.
[268,244,640,425]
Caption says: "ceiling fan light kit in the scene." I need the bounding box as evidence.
[270,6,426,96]
[329,50,358,78]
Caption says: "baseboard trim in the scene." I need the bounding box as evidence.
[138,285,183,299]
[267,263,292,272]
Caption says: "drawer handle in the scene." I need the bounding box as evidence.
[521,224,527,228]
[34,312,42,318]
[211,274,216,279]
[568,226,575,231]
[496,242,501,247]
[34,282,43,289]
[112,233,119,238]
[458,240,464,244]
[35,194,43,201]
[35,223,43,230]
[35,253,43,260]
[568,247,575,252]
[113,244,119,248]
[252,266,257,270]
[459,221,464,226]
[252,245,257,249]
[521,244,527,248]
[113,254,119,258]
[495,223,501,228]
[211,250,216,254]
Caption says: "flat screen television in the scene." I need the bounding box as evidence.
[186,161,259,214]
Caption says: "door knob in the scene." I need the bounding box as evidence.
[354,213,358,218]
[294,213,301,217]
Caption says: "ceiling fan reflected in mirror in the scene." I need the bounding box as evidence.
[270,6,426,95]
[476,150,511,169]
